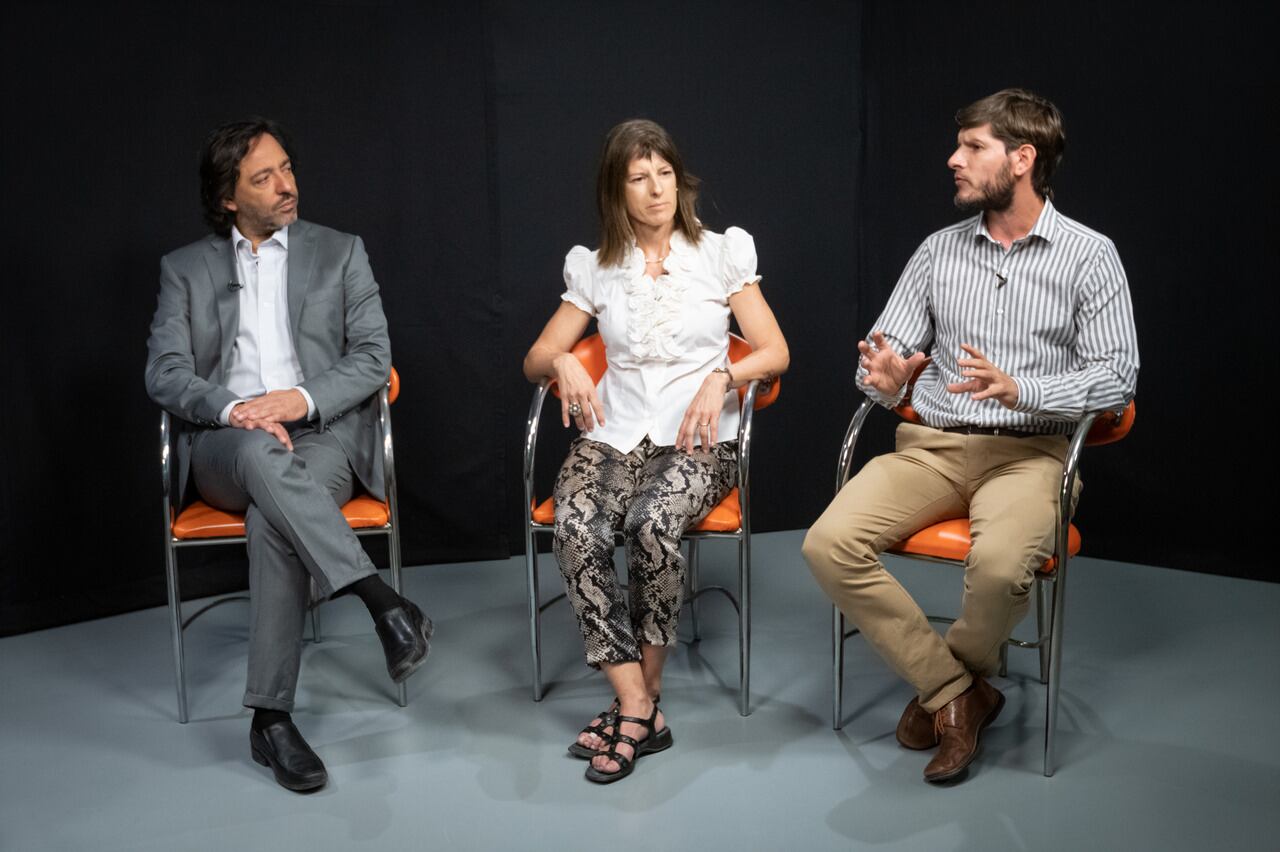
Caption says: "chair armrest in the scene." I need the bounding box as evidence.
[378,383,401,527]
[524,381,552,517]
[835,397,879,496]
[1060,401,1136,517]
[1056,402,1135,562]
[159,409,175,529]
[735,379,762,528]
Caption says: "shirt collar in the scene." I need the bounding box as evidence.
[972,198,1059,246]
[230,223,290,254]
[627,228,694,273]
[668,229,695,257]
[630,229,693,253]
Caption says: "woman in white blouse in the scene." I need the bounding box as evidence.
[524,119,789,784]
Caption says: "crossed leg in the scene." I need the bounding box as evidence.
[190,426,377,709]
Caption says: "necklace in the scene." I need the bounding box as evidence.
[643,251,669,263]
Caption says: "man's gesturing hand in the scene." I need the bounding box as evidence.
[946,344,1019,408]
[858,331,927,397]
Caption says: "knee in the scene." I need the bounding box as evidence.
[802,512,876,579]
[554,514,615,566]
[232,431,290,483]
[966,544,1036,599]
[622,504,681,555]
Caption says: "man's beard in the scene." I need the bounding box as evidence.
[953,161,1015,213]
[243,201,298,236]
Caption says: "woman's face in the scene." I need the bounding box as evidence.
[623,153,678,232]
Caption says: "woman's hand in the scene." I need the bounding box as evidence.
[676,371,732,453]
[524,302,601,431]
[553,352,606,432]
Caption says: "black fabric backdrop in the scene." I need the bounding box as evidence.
[1,2,1272,636]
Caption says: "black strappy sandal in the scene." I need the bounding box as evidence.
[583,703,673,784]
[567,698,620,759]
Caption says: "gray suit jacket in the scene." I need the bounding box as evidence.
[145,219,392,504]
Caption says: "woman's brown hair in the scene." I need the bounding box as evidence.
[596,119,702,267]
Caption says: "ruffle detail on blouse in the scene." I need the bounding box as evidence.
[622,271,688,361]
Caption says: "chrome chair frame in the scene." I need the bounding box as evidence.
[830,396,1113,776]
[523,373,765,717]
[161,381,405,723]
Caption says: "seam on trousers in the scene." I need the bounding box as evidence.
[867,491,966,555]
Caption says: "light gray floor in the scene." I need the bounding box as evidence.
[2,530,1278,852]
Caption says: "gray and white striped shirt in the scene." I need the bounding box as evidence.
[858,200,1139,434]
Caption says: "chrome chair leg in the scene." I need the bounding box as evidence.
[1037,577,1052,684]
[1044,567,1067,777]
[387,530,407,707]
[687,538,702,643]
[309,578,322,644]
[164,540,189,724]
[738,535,750,717]
[832,605,845,730]
[527,528,544,702]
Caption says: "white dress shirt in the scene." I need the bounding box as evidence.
[560,227,760,453]
[217,225,316,424]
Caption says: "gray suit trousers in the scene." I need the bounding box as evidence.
[191,425,378,711]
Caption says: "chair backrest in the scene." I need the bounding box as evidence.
[553,333,779,411]
[891,360,930,423]
[1084,400,1135,446]
[727,335,780,410]
[387,366,401,404]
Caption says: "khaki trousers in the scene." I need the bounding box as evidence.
[802,423,1079,713]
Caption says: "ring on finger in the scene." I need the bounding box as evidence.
[568,402,583,417]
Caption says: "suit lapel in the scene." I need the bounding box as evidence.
[287,221,316,341]
[204,236,239,370]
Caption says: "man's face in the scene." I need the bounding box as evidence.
[948,124,1015,213]
[224,133,298,239]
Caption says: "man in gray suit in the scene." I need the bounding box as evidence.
[146,118,431,792]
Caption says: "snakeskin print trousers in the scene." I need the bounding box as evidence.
[552,436,738,667]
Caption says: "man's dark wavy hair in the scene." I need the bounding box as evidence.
[199,118,295,237]
[956,89,1064,200]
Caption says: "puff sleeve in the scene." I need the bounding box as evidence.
[720,226,761,297]
[561,245,598,316]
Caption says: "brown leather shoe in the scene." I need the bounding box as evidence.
[896,697,939,750]
[923,677,1005,783]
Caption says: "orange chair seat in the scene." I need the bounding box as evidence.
[887,518,1081,574]
[531,487,742,533]
[172,494,390,540]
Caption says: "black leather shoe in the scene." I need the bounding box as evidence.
[250,721,327,792]
[374,599,434,683]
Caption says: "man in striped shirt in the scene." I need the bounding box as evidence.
[803,89,1138,783]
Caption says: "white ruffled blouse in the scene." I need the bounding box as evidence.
[560,227,761,453]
